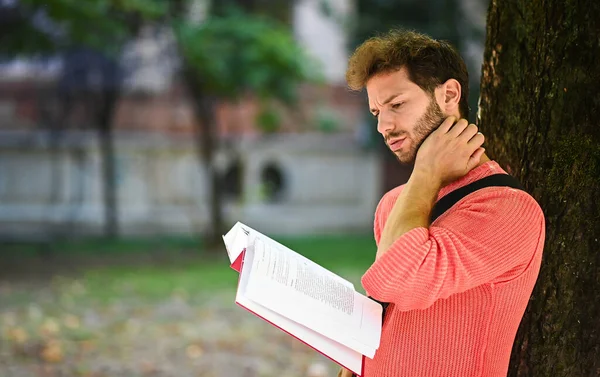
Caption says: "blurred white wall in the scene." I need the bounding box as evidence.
[0,132,380,237]
[0,0,380,238]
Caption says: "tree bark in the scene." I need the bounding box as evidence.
[186,76,225,247]
[97,89,119,238]
[478,1,600,376]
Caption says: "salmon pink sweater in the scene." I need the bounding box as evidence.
[361,161,545,377]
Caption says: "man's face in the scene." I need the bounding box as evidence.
[366,67,446,165]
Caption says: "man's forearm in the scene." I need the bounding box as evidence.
[377,171,441,259]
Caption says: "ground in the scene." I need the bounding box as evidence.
[0,235,375,377]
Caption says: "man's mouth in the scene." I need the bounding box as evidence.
[388,138,406,152]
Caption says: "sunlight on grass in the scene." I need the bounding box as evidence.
[76,233,377,302]
[1,233,378,305]
[82,262,239,303]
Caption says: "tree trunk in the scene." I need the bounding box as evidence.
[169,0,224,247]
[97,89,119,238]
[186,78,225,247]
[478,1,600,376]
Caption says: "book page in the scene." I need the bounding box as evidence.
[236,248,364,375]
[224,222,354,290]
[222,222,250,264]
[247,236,358,321]
[244,237,381,356]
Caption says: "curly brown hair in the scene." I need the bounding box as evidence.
[346,29,470,118]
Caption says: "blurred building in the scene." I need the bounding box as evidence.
[0,0,382,238]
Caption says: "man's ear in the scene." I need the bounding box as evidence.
[435,79,461,115]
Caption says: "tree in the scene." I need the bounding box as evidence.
[169,1,320,246]
[479,1,600,376]
[58,48,123,238]
[0,0,164,238]
[2,1,319,243]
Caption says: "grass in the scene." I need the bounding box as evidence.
[78,233,377,301]
[2,233,378,303]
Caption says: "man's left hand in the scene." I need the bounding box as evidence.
[413,117,485,188]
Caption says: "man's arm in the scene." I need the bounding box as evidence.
[364,118,545,311]
[377,117,483,259]
[376,170,440,259]
[364,188,545,311]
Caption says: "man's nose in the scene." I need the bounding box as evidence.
[377,111,395,135]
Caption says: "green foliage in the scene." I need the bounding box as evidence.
[2,0,166,56]
[174,9,323,103]
[313,106,341,133]
[3,1,323,120]
[255,104,282,133]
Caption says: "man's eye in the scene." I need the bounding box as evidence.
[372,112,379,118]
[392,102,403,109]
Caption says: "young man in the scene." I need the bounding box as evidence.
[339,30,545,377]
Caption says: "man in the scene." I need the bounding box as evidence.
[339,30,545,377]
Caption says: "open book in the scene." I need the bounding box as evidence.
[222,222,382,376]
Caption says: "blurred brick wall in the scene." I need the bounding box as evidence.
[0,77,364,136]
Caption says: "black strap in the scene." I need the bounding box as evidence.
[369,296,390,323]
[430,173,525,223]
[368,174,526,332]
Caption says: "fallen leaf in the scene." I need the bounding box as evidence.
[186,344,203,359]
[41,340,63,363]
[64,314,80,329]
[40,318,60,336]
[8,327,28,344]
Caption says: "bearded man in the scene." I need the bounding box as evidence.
[338,30,545,377]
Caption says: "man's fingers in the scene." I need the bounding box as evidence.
[448,118,469,137]
[459,123,479,141]
[438,116,458,133]
[467,147,486,170]
[467,131,485,147]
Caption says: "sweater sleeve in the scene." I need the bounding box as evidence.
[362,187,545,311]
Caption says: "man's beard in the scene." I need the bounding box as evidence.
[388,98,445,165]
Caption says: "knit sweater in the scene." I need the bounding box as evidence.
[361,161,545,377]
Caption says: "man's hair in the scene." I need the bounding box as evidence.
[346,29,470,118]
